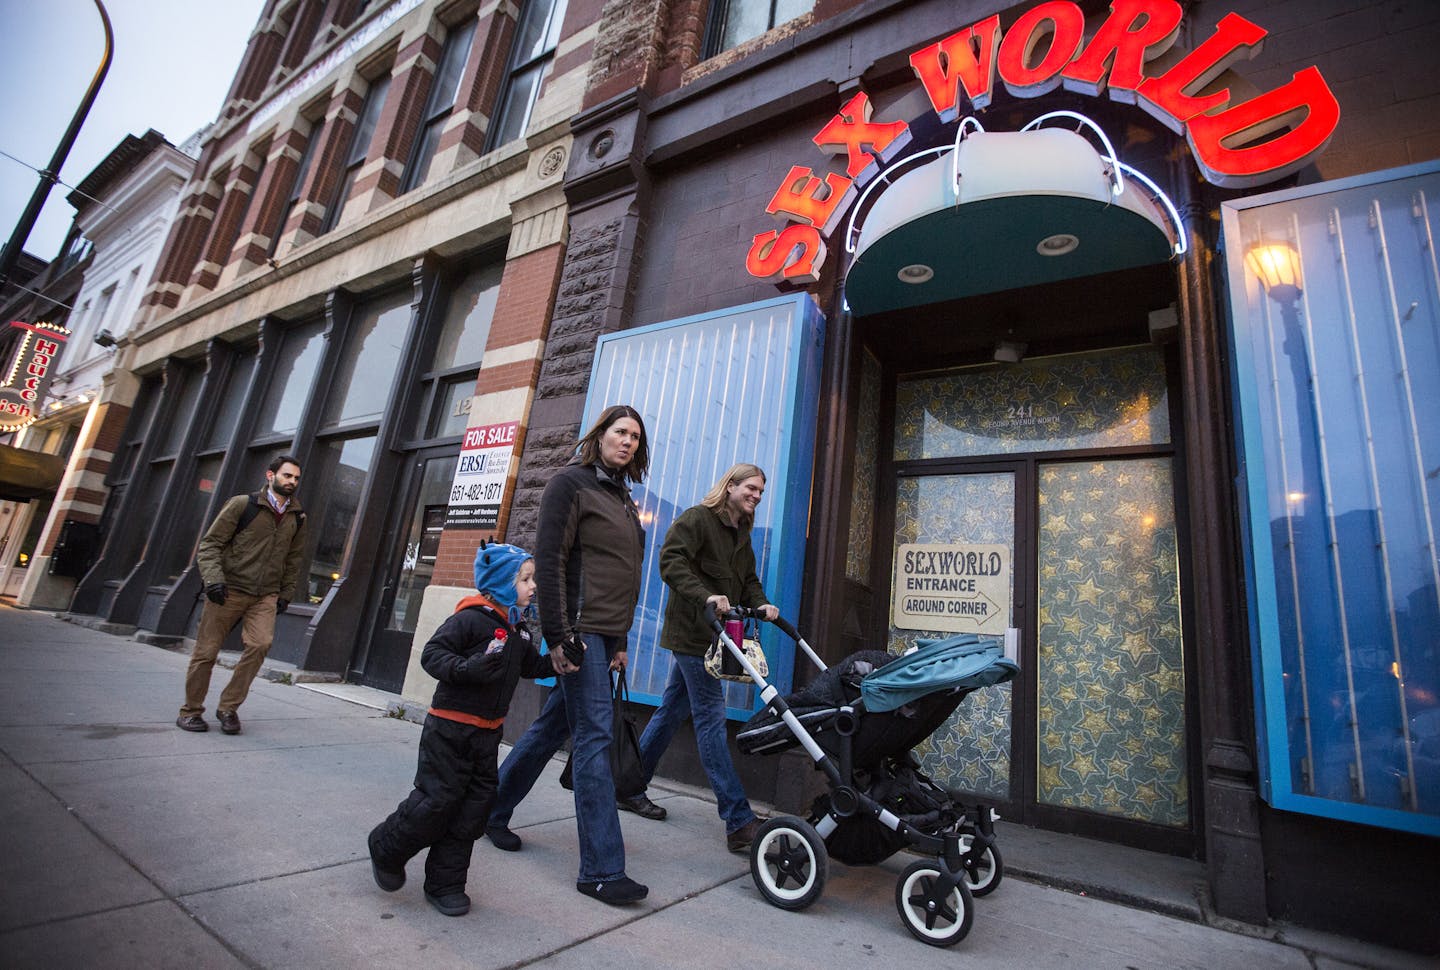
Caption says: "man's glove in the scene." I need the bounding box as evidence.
[561,634,586,666]
[205,583,228,605]
[276,598,289,613]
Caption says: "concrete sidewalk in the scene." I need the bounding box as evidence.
[0,604,1425,969]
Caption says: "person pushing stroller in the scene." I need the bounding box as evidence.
[367,541,551,916]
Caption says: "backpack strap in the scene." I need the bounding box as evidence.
[229,493,304,542]
[230,495,265,543]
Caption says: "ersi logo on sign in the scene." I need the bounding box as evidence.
[746,0,1341,284]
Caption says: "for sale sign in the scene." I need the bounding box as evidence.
[892,542,1010,634]
[446,420,519,530]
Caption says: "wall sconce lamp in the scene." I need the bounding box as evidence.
[1245,242,1303,304]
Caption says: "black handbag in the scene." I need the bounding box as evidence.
[559,669,647,799]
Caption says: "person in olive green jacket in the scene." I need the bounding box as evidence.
[177,455,307,736]
[627,462,778,854]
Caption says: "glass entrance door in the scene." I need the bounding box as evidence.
[358,451,454,691]
[887,345,1193,846]
[888,470,1021,806]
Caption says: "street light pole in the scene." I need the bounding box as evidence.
[0,0,114,292]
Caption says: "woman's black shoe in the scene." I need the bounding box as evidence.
[577,876,648,904]
[617,794,667,820]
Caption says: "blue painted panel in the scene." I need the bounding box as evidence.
[1222,161,1440,837]
[581,294,825,718]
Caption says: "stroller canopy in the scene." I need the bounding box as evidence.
[859,634,1018,713]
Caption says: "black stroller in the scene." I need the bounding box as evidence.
[710,605,1019,947]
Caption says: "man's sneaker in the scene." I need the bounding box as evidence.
[727,818,763,853]
[486,824,522,852]
[216,710,241,735]
[424,890,471,916]
[175,714,208,732]
[577,876,648,905]
[617,793,667,820]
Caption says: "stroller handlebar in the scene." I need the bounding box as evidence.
[704,602,804,644]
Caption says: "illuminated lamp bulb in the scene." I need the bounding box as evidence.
[1245,242,1303,304]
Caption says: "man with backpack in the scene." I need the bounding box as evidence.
[176,455,307,735]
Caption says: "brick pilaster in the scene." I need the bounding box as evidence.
[283,80,363,245]
[351,27,441,211]
[431,3,517,173]
[227,126,309,273]
[431,240,567,588]
[507,204,644,554]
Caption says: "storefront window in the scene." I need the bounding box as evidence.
[113,379,160,484]
[1223,162,1440,835]
[157,456,223,584]
[303,434,376,604]
[157,369,204,457]
[255,319,325,437]
[202,348,258,450]
[322,289,410,428]
[412,261,501,441]
[434,263,500,372]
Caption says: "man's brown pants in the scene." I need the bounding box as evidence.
[180,591,279,716]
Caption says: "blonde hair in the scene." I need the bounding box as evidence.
[700,463,766,525]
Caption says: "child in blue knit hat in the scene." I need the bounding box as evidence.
[367,541,552,916]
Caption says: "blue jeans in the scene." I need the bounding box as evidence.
[488,638,630,881]
[638,652,756,835]
[488,685,569,830]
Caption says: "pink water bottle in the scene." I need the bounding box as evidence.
[721,618,745,677]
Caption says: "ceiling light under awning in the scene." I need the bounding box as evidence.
[844,125,1181,316]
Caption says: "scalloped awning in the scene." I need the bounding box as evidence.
[845,129,1176,316]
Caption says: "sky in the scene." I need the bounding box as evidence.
[0,0,267,262]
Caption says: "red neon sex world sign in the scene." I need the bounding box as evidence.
[746,0,1340,283]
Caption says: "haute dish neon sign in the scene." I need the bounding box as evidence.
[1,321,71,432]
[746,0,1340,283]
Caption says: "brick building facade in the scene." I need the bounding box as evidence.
[491,0,1439,953]
[71,0,601,695]
[64,0,1440,952]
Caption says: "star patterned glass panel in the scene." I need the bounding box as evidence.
[895,346,1169,460]
[889,472,1014,800]
[1036,457,1187,826]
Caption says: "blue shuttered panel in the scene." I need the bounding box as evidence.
[1223,162,1440,836]
[581,294,825,718]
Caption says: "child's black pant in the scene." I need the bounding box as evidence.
[370,715,502,896]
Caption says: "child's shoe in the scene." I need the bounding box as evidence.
[425,890,471,916]
[367,826,404,891]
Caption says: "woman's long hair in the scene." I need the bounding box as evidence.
[575,404,650,484]
[699,462,766,526]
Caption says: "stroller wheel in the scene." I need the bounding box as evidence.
[959,836,1003,897]
[750,816,828,911]
[895,859,974,947]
